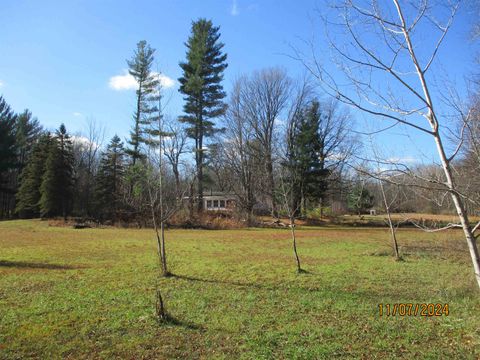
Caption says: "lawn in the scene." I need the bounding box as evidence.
[0,220,479,359]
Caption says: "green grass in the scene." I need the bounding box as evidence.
[0,220,479,359]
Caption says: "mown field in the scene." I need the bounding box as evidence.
[0,220,479,359]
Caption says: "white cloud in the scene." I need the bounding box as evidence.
[71,135,99,150]
[231,0,239,15]
[0,80,4,88]
[109,70,175,91]
[73,112,82,117]
[109,70,137,90]
[156,73,175,88]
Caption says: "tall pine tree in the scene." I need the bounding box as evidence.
[39,124,74,219]
[178,18,228,212]
[94,135,125,221]
[15,133,52,217]
[126,40,159,165]
[0,96,17,217]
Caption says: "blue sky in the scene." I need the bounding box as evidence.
[0,0,479,162]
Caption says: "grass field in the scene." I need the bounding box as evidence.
[0,220,479,359]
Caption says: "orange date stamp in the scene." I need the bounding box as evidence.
[378,303,449,317]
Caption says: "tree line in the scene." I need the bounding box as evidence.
[1,15,480,227]
[0,18,361,225]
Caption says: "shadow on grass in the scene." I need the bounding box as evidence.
[0,260,80,270]
[170,273,265,290]
[160,313,205,331]
[169,271,436,302]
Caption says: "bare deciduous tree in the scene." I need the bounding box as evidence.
[162,118,188,193]
[295,0,480,287]
[222,77,267,223]
[241,68,292,217]
[72,117,105,217]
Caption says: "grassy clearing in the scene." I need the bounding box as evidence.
[0,220,479,359]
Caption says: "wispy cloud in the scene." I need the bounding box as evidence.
[109,70,175,91]
[386,157,418,164]
[230,0,239,16]
[73,112,82,117]
[0,80,4,88]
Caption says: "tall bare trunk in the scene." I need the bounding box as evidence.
[196,115,204,214]
[434,133,480,287]
[393,0,480,288]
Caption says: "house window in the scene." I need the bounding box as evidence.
[207,200,212,209]
[213,200,219,208]
[219,200,226,208]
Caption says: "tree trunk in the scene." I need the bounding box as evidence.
[319,197,324,219]
[156,289,166,321]
[197,158,203,213]
[160,220,168,276]
[265,152,277,218]
[436,137,480,287]
[196,114,204,214]
[379,180,400,260]
[394,0,480,289]
[290,217,302,272]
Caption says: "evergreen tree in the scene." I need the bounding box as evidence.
[302,101,330,207]
[285,101,329,216]
[15,134,52,217]
[348,185,374,215]
[10,110,44,217]
[15,109,43,169]
[126,40,160,165]
[0,96,17,193]
[39,124,74,219]
[94,135,125,221]
[0,96,18,217]
[178,18,228,212]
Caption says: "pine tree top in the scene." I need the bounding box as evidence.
[178,18,228,127]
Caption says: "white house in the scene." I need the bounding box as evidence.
[203,192,237,211]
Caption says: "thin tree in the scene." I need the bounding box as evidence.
[178,18,228,213]
[278,117,306,273]
[378,178,401,260]
[146,81,190,320]
[295,1,480,287]
[126,40,159,165]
